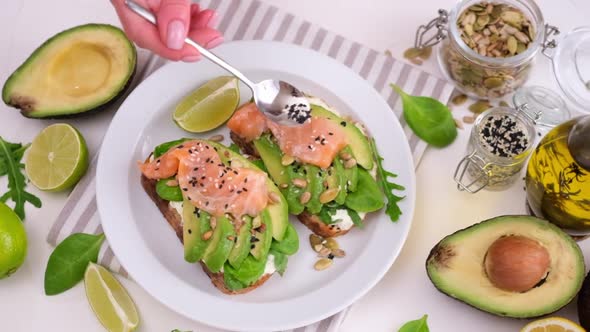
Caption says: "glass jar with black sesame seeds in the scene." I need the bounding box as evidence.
[454,106,536,192]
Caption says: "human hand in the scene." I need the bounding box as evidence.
[111,0,223,62]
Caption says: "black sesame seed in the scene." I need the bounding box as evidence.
[177,145,184,149]
[183,188,188,192]
[340,121,347,127]
[188,229,192,234]
[205,201,209,206]
[243,188,248,192]
[328,132,334,136]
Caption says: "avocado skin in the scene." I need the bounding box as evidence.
[2,23,137,119]
[578,272,590,329]
[426,215,585,319]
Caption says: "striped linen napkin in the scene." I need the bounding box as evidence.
[47,0,455,330]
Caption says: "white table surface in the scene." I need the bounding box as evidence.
[1,0,590,331]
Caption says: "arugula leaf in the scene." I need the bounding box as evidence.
[346,208,363,228]
[398,315,429,332]
[44,233,105,295]
[0,141,27,176]
[153,138,191,158]
[0,137,41,220]
[318,205,338,224]
[391,84,457,147]
[370,138,405,222]
[270,249,288,276]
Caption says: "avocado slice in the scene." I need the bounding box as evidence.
[211,141,289,241]
[228,216,252,269]
[303,165,325,214]
[270,223,299,255]
[285,164,306,215]
[253,135,289,186]
[341,147,359,192]
[333,157,348,205]
[311,105,373,170]
[2,24,136,118]
[250,210,273,261]
[426,215,585,318]
[156,178,183,202]
[202,215,235,273]
[344,168,384,213]
[182,202,214,263]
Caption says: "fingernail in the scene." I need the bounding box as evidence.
[167,20,185,50]
[182,54,201,62]
[206,36,224,49]
[207,12,220,27]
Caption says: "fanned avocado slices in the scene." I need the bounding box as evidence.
[2,24,136,118]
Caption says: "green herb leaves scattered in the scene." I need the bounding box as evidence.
[371,138,405,222]
[44,233,105,295]
[346,208,362,227]
[0,137,41,220]
[391,84,457,147]
[399,314,430,332]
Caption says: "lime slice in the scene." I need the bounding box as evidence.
[173,76,239,132]
[84,263,139,332]
[25,123,88,191]
[0,202,26,279]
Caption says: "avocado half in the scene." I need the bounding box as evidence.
[426,215,585,318]
[2,24,136,118]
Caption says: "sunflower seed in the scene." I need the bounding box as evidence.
[292,178,308,188]
[281,154,295,166]
[202,230,213,241]
[319,188,339,204]
[332,248,346,258]
[314,258,333,271]
[325,238,340,250]
[469,100,492,114]
[208,134,224,142]
[300,191,311,204]
[462,115,475,124]
[452,94,468,106]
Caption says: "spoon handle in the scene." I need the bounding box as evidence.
[124,0,255,88]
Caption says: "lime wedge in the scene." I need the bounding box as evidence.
[84,263,139,332]
[173,76,240,133]
[25,123,88,192]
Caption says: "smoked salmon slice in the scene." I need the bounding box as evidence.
[227,103,348,169]
[139,140,269,218]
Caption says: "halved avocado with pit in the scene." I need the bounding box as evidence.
[426,215,585,318]
[2,24,136,118]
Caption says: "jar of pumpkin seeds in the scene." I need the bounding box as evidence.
[412,0,559,99]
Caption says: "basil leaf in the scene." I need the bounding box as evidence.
[346,208,363,228]
[391,84,457,147]
[399,315,429,332]
[156,178,183,202]
[269,223,299,255]
[344,168,385,212]
[44,233,105,295]
[153,138,191,158]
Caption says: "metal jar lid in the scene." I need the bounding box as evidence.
[512,85,571,128]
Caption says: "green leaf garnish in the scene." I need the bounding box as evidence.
[391,84,457,147]
[228,143,241,153]
[44,233,105,295]
[0,137,41,220]
[398,314,429,332]
[370,138,405,222]
[346,208,363,227]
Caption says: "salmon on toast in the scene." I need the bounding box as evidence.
[139,139,299,294]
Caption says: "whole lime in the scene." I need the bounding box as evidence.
[0,202,27,279]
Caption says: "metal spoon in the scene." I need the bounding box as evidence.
[125,0,311,126]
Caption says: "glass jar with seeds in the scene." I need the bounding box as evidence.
[454,107,535,192]
[411,0,559,100]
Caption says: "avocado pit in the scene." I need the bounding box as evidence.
[484,235,550,293]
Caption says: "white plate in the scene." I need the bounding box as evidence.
[96,41,416,332]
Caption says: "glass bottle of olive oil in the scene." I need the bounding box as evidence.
[526,116,590,235]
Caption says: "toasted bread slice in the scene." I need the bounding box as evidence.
[140,174,273,294]
[229,133,362,238]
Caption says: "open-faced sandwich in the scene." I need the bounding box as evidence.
[228,98,403,238]
[138,138,299,294]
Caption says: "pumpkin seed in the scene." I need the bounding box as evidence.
[476,15,490,27]
[403,47,423,59]
[310,234,323,249]
[318,247,332,257]
[252,216,262,229]
[344,158,357,169]
[332,248,346,258]
[166,179,178,186]
[452,94,468,106]
[516,42,526,54]
[268,192,282,204]
[279,183,289,189]
[454,118,464,130]
[325,238,339,250]
[208,134,224,142]
[300,191,311,204]
[281,154,295,166]
[314,258,333,271]
[499,100,510,107]
[469,100,492,114]
[418,46,432,60]
[501,11,522,27]
[507,36,518,54]
[319,188,339,204]
[484,77,504,89]
[292,178,308,188]
[202,230,213,241]
[462,115,475,124]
